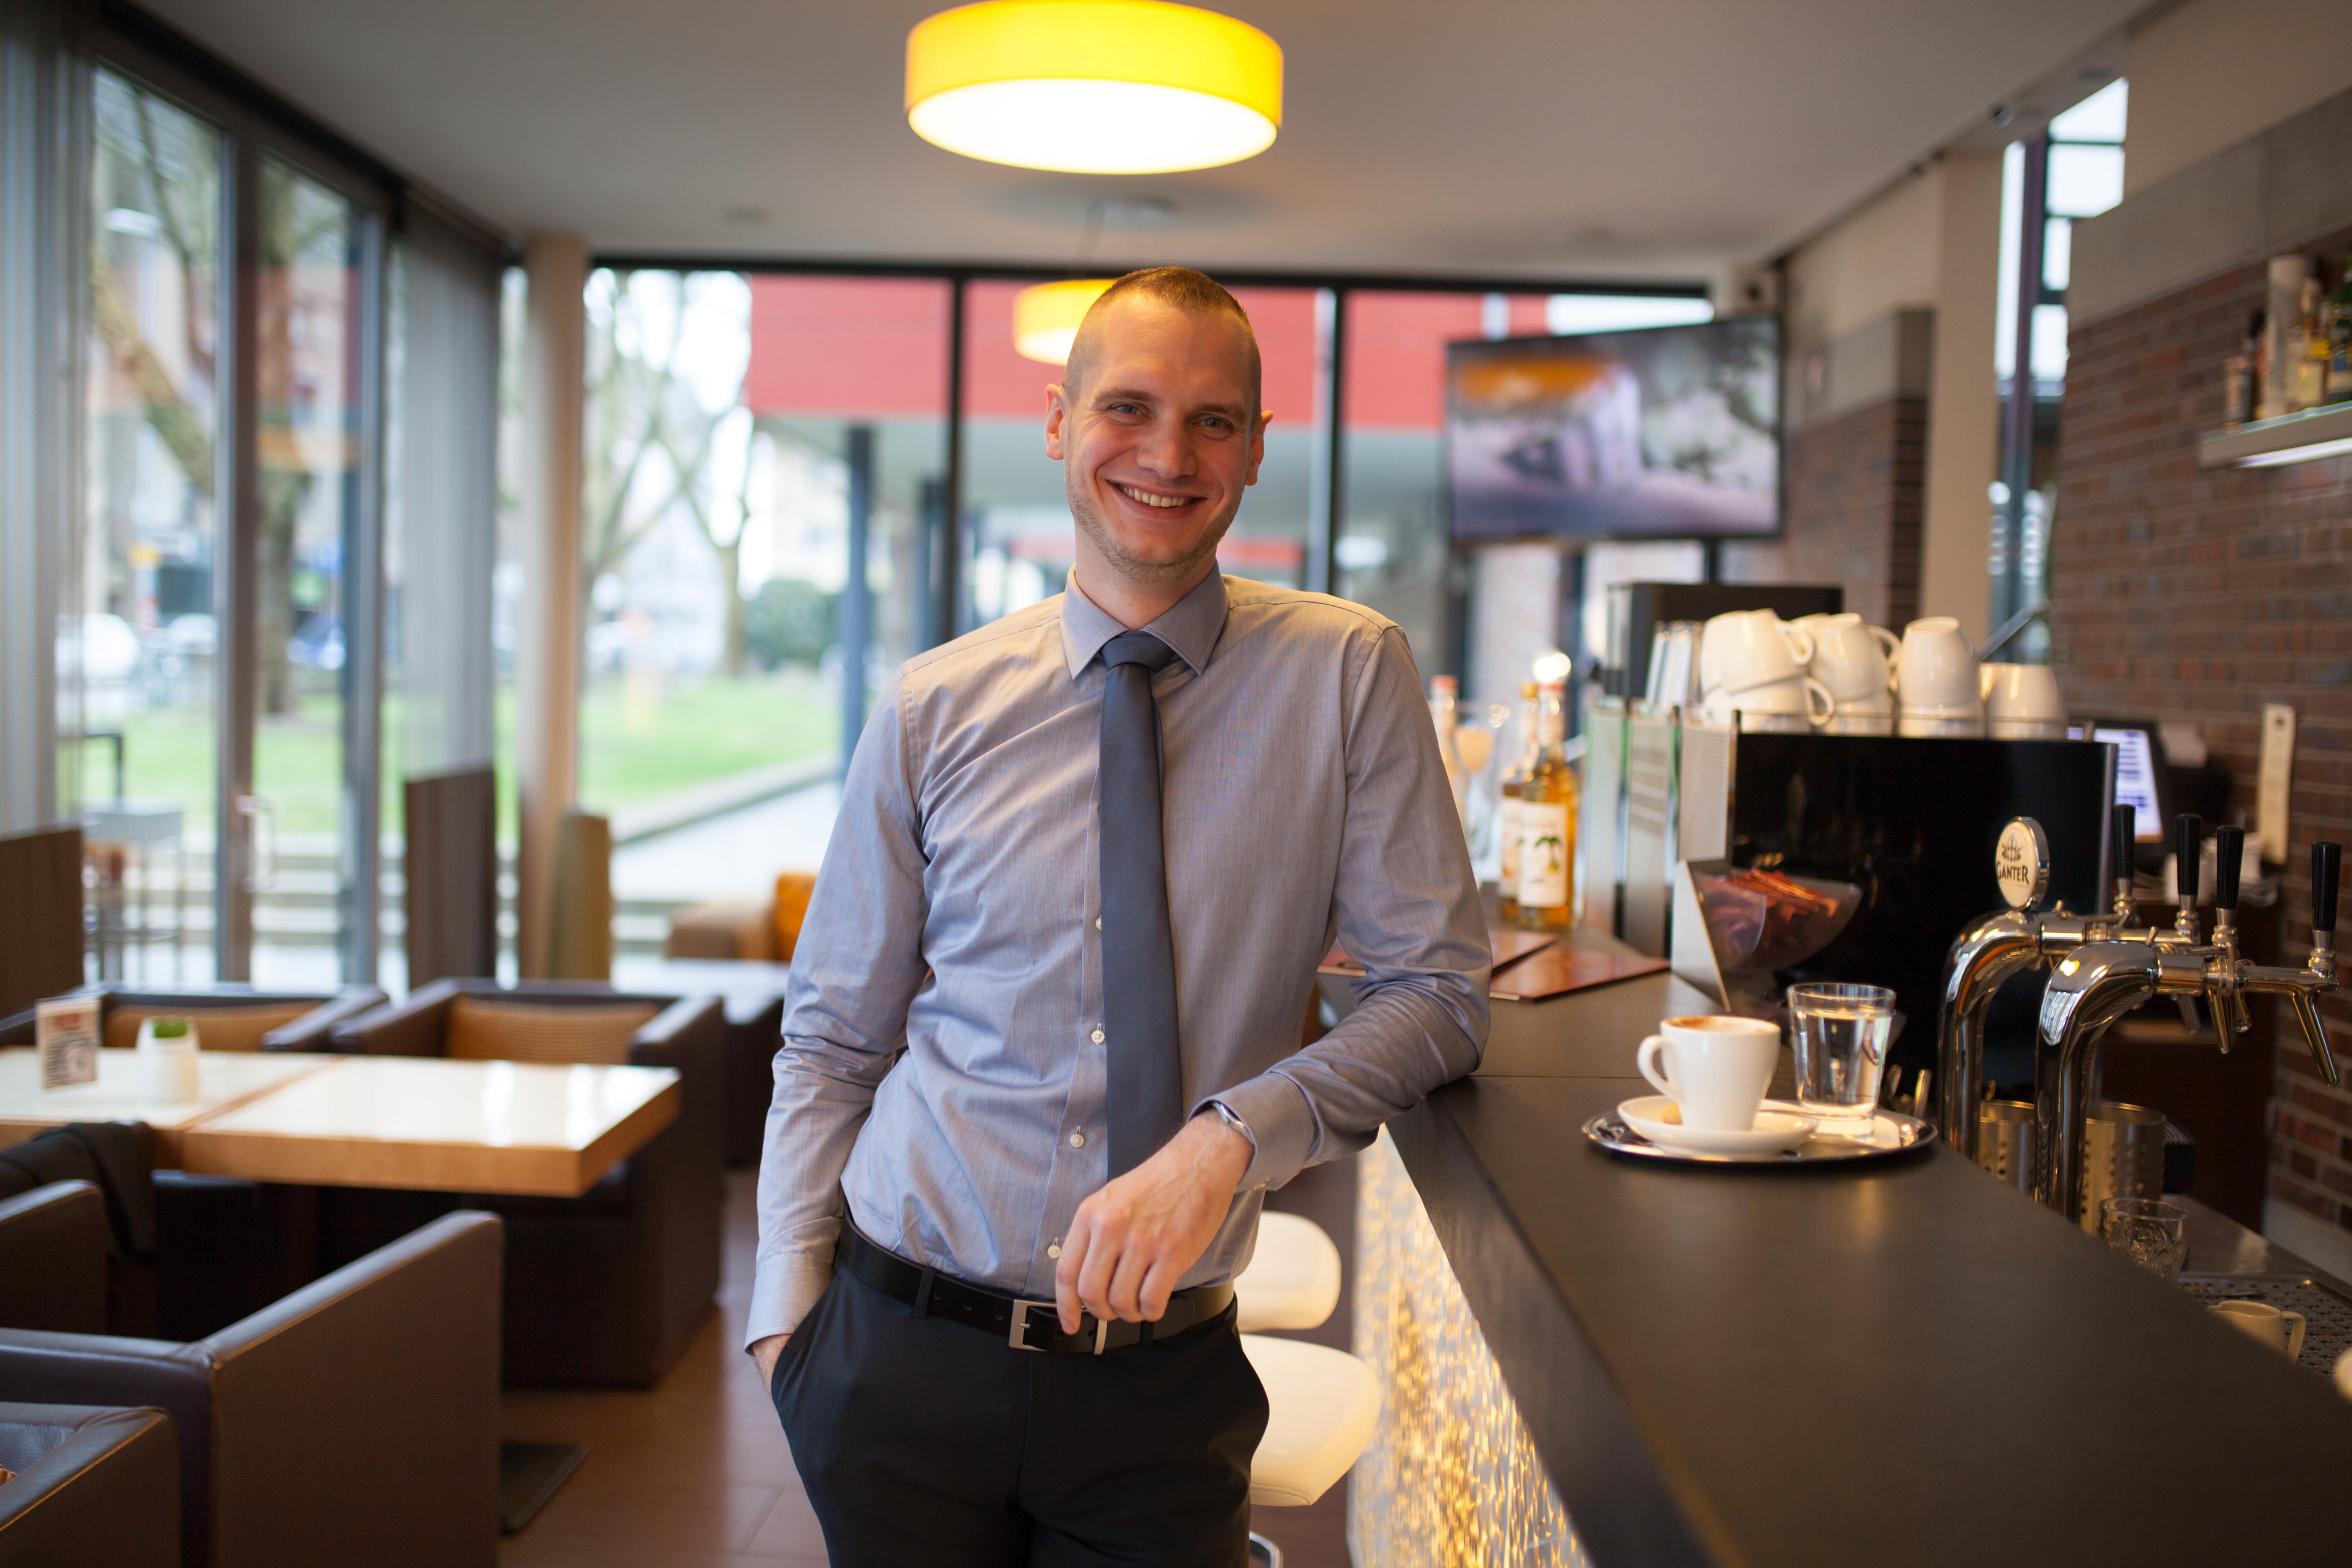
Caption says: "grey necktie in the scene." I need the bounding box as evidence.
[1099,630,1184,1178]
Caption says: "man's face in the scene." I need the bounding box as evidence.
[1047,296,1270,590]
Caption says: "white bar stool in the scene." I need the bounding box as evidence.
[1231,1212,1379,1568]
[1233,1210,1343,1333]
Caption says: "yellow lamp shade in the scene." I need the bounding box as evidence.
[1014,279,1114,364]
[906,0,1282,175]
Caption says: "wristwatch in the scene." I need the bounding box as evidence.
[1207,1099,1257,1151]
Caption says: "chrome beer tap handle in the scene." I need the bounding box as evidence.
[2106,802,2138,931]
[2169,814,2207,1034]
[2236,841,2344,1087]
[2207,824,2249,1046]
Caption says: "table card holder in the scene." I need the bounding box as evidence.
[36,995,99,1091]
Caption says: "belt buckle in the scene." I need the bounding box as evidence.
[1008,1300,1107,1354]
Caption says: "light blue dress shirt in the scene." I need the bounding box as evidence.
[749,570,1490,1346]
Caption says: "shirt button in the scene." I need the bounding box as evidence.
[1069,1131,1086,1148]
[1047,1244,1062,1259]
[1095,917,1101,930]
[1090,1028,1105,1044]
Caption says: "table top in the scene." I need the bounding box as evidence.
[1334,950,2352,1568]
[178,1055,681,1198]
[0,1047,330,1160]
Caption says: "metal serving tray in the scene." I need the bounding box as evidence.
[1582,1106,1938,1166]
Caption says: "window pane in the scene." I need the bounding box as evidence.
[585,271,948,970]
[2045,144,2124,219]
[959,278,1317,633]
[1339,291,1548,685]
[2049,79,2127,144]
[2043,217,2072,293]
[2030,303,2070,384]
[84,71,222,983]
[250,157,360,988]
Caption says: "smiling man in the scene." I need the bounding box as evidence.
[750,267,1489,1567]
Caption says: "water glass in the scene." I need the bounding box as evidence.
[1785,983,1895,1130]
[2102,1197,2188,1282]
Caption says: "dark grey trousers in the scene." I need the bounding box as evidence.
[771,1267,1266,1567]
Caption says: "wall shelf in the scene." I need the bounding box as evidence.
[2198,402,2352,469]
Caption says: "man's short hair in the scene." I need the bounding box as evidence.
[1066,266,1263,412]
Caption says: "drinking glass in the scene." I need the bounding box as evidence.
[2101,1197,2188,1282]
[1785,983,1895,1131]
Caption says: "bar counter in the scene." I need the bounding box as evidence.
[1328,943,2352,1566]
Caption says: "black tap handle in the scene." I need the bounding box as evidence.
[2213,825,2244,910]
[2316,841,2341,936]
[2112,803,2136,892]
[2176,814,2202,909]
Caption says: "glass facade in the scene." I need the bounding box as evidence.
[82,70,222,982]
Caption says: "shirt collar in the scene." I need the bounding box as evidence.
[1057,568,1228,680]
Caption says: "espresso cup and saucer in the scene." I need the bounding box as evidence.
[1619,1015,1817,1157]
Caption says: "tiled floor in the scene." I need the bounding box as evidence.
[497,1162,1358,1567]
[497,1172,826,1566]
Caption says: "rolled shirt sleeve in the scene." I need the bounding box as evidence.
[1189,625,1491,1194]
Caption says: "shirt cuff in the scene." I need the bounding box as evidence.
[744,1248,837,1353]
[1195,1071,1316,1193]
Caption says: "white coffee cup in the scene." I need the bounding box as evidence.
[1990,718,2068,741]
[1824,694,1895,736]
[1701,676,1834,732]
[1898,712,1987,738]
[1898,617,1980,710]
[1635,1014,1781,1132]
[2211,1299,2307,1359]
[1806,614,1902,703]
[1700,610,1816,697]
[1981,663,2066,724]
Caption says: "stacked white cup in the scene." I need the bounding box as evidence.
[1696,609,1833,734]
[1796,613,1899,735]
[1896,617,1985,737]
[1981,663,2068,738]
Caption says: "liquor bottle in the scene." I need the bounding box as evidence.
[1508,681,1578,932]
[1495,681,1541,922]
[2223,312,2259,426]
[2331,253,2352,402]
[2294,277,2331,411]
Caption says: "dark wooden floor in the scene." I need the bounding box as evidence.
[498,1160,1361,1567]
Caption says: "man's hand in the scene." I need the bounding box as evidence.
[1055,1110,1252,1333]
[751,1333,788,1385]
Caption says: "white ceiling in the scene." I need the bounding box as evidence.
[139,0,2148,284]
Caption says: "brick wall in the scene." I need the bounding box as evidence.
[1725,394,1927,627]
[2049,221,2352,1244]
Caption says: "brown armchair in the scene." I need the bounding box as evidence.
[0,1403,179,1568]
[0,1181,109,1333]
[0,983,387,1052]
[0,1210,502,1568]
[319,978,725,1387]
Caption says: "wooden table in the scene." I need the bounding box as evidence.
[0,1047,332,1162]
[178,1055,680,1198]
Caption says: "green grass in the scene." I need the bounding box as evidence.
[576,669,838,814]
[106,667,840,843]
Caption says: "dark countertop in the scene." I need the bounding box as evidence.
[1331,936,2352,1568]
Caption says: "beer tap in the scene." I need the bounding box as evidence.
[2034,823,2343,1222]
[1934,806,2136,1158]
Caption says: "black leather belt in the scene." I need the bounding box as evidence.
[838,1224,1235,1354]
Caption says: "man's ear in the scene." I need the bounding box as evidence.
[1045,383,1069,460]
[1243,409,1272,485]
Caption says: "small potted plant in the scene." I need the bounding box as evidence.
[136,1014,202,1101]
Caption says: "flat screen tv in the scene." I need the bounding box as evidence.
[1445,315,1781,542]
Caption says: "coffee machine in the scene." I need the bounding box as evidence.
[1588,721,2115,1075]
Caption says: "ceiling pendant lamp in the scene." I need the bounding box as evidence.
[1013,278,1115,364]
[906,0,1282,175]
